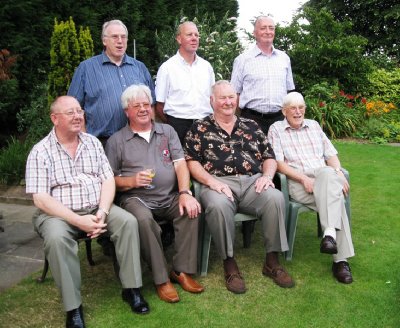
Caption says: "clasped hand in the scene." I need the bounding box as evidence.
[78,212,107,239]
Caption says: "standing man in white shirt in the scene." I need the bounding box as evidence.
[155,21,215,143]
[231,16,295,134]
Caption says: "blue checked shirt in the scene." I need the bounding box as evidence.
[231,45,295,114]
[68,52,155,137]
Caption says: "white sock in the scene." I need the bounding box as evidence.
[334,258,347,263]
[323,227,336,240]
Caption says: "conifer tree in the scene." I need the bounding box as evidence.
[47,17,93,105]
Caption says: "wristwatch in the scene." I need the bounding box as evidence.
[179,190,193,196]
[98,207,110,216]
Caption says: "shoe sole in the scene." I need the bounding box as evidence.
[320,248,338,254]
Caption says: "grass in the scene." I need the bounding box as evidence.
[0,141,399,327]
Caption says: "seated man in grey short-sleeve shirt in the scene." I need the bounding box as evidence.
[105,84,204,304]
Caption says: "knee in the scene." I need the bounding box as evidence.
[265,188,285,208]
[43,230,72,254]
[120,212,139,231]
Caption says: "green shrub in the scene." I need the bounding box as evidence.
[304,82,363,138]
[0,137,33,185]
[365,68,400,107]
[17,83,52,144]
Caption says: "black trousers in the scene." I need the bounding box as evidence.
[241,108,284,135]
[166,115,197,145]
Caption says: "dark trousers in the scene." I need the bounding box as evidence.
[241,108,284,135]
[166,115,197,145]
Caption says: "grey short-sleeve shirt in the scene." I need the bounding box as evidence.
[105,123,183,208]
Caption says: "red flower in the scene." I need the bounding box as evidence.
[361,97,367,104]
[339,90,345,96]
[346,102,353,108]
[319,101,325,107]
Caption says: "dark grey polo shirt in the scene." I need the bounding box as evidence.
[105,123,184,209]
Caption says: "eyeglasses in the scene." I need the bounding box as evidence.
[54,109,84,117]
[286,105,306,112]
[105,34,128,41]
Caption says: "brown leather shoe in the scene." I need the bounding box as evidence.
[332,261,353,284]
[262,264,295,288]
[170,271,204,293]
[225,272,246,294]
[155,281,180,303]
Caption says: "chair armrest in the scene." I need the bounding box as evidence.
[192,180,201,201]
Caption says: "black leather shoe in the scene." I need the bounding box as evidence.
[66,305,85,328]
[320,235,338,254]
[332,261,353,284]
[122,288,150,314]
[97,235,114,256]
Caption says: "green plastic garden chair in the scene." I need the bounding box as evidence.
[277,169,351,261]
[193,181,258,276]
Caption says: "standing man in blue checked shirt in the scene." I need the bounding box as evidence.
[68,19,155,255]
[231,16,295,134]
[68,19,155,146]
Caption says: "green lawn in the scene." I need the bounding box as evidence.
[0,141,399,328]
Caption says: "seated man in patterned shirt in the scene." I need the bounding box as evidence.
[183,80,294,294]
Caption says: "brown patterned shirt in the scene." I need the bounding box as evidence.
[184,115,275,176]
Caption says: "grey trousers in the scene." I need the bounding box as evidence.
[33,204,142,312]
[122,194,199,285]
[200,174,288,260]
[288,166,355,261]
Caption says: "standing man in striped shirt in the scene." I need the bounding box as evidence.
[68,19,155,147]
[231,16,295,134]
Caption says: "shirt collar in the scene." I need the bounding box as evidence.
[283,118,309,130]
[101,51,132,65]
[177,50,198,65]
[252,44,276,57]
[122,122,162,141]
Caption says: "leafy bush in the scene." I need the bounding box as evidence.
[17,83,52,144]
[304,82,363,138]
[364,67,400,107]
[0,137,33,185]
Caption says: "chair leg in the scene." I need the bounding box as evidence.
[242,221,255,248]
[285,205,300,261]
[85,239,95,266]
[200,224,212,276]
[37,258,49,283]
[110,243,120,279]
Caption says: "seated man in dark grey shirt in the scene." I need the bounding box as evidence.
[105,84,203,304]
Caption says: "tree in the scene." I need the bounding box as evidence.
[274,7,372,94]
[304,0,400,61]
